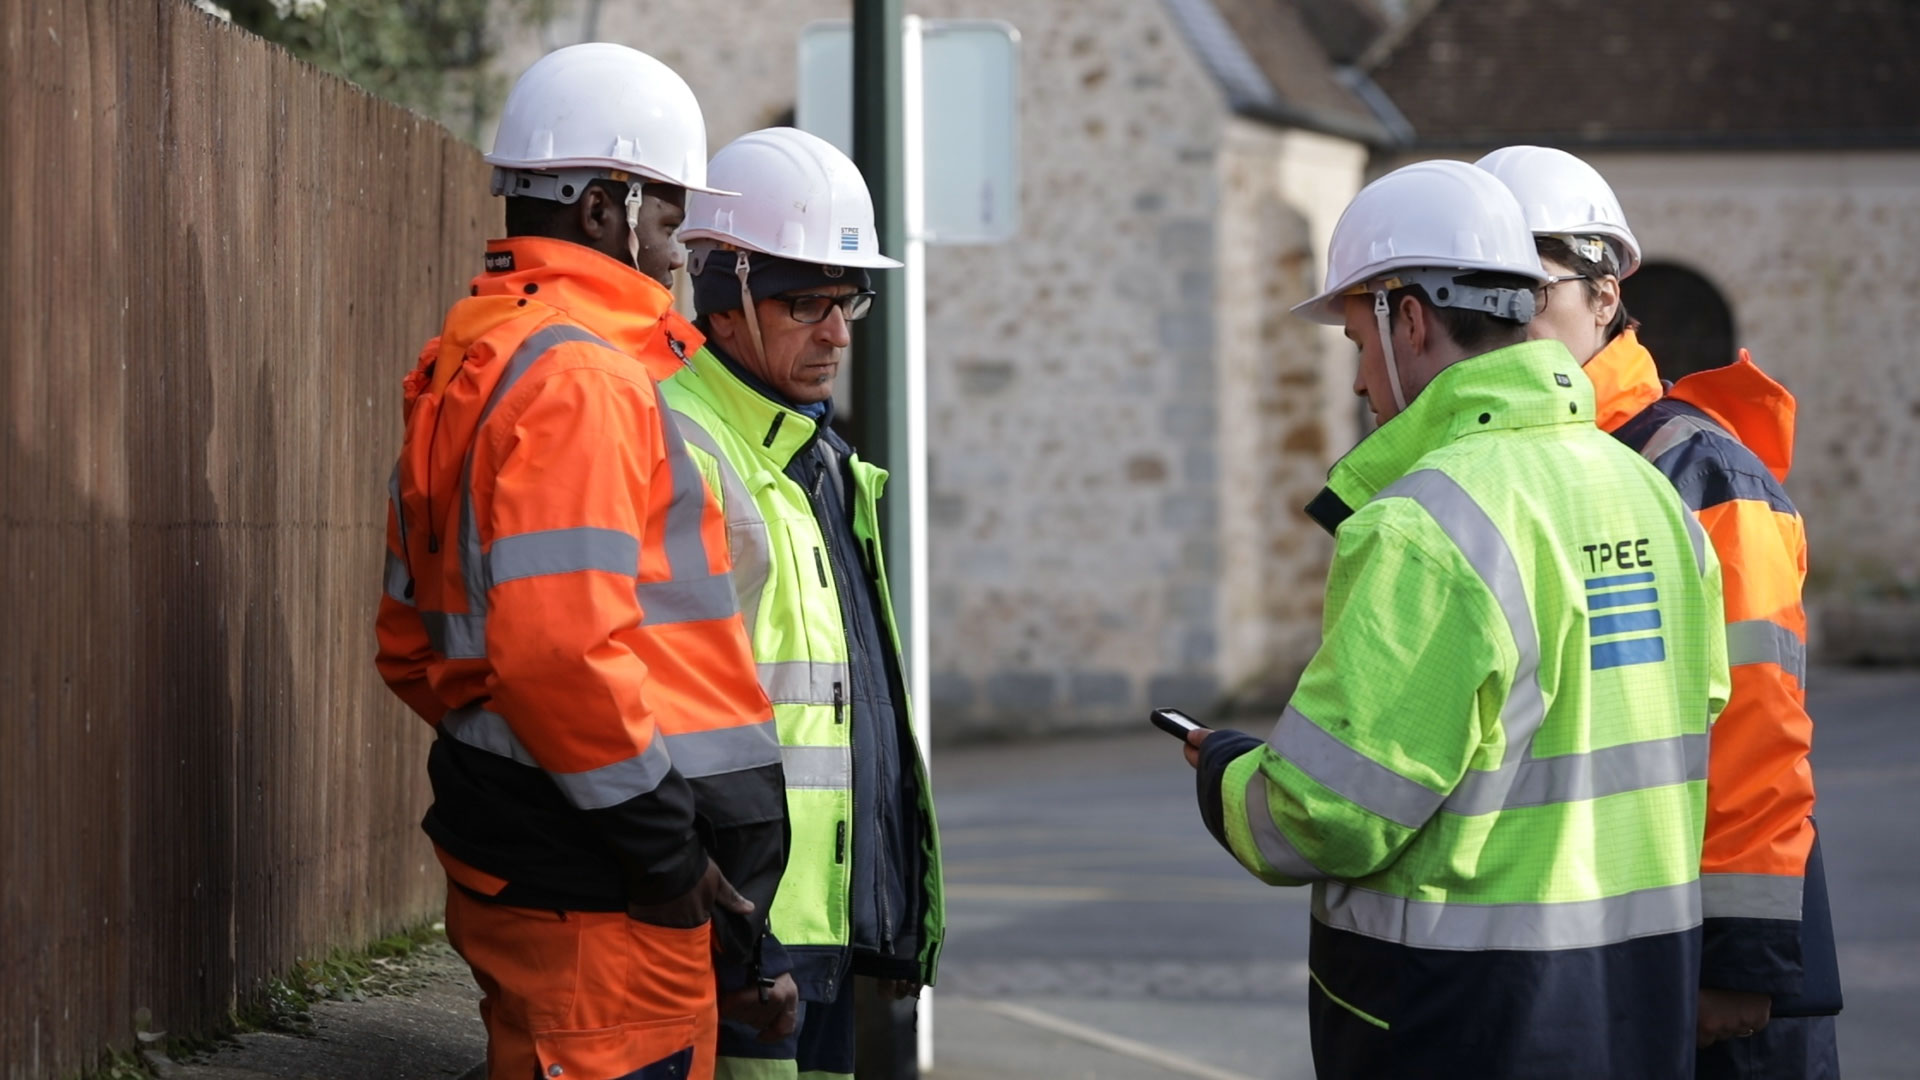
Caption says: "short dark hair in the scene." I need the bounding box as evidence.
[503,178,629,238]
[1536,236,1637,342]
[1385,272,1535,353]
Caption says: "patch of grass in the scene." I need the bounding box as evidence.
[76,921,452,1077]
[76,1049,151,1080]
[232,922,451,1036]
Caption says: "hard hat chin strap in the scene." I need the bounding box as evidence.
[624,181,645,271]
[1374,289,1408,413]
[735,252,768,365]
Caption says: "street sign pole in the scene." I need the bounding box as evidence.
[826,12,1015,1073]
[850,2,926,1076]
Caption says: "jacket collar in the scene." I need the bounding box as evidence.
[1583,329,1665,434]
[1307,339,1592,533]
[672,342,824,469]
[471,236,698,381]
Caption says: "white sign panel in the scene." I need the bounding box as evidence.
[797,19,1021,245]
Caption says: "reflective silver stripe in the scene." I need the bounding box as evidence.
[1637,415,1710,469]
[662,720,783,778]
[386,461,414,604]
[1243,768,1329,880]
[384,550,413,607]
[1267,705,1442,830]
[1682,505,1709,576]
[1494,733,1707,810]
[1700,872,1803,921]
[653,383,715,579]
[759,660,851,706]
[673,411,773,633]
[439,705,538,767]
[623,388,740,626]
[1314,880,1701,951]
[440,704,675,810]
[459,324,617,619]
[1632,416,1709,571]
[421,610,487,659]
[1377,471,1547,817]
[486,526,639,588]
[782,744,852,789]
[637,574,741,626]
[1726,619,1806,683]
[549,738,675,810]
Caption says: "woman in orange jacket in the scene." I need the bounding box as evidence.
[1479,145,1840,1080]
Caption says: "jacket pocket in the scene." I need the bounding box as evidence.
[532,1017,695,1080]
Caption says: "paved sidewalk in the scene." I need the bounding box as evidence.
[161,945,482,1080]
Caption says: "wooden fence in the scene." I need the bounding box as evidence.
[0,2,499,1074]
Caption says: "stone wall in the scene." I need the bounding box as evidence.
[1583,151,1920,600]
[491,1,1368,736]
[1214,122,1366,708]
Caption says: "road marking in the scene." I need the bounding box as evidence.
[945,883,1123,902]
[964,998,1259,1080]
[946,880,1300,904]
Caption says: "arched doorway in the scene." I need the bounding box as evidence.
[1620,262,1737,381]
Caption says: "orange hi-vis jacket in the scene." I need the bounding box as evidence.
[1591,330,1835,1006]
[376,236,786,925]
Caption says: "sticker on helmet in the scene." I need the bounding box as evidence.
[840,227,860,252]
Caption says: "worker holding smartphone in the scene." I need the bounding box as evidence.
[1170,160,1729,1080]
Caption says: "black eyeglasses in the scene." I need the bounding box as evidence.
[779,291,876,324]
[1538,273,1590,313]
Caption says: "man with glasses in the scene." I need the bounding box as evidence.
[663,127,944,1080]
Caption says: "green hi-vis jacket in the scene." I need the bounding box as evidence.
[1197,339,1731,1077]
[662,345,943,995]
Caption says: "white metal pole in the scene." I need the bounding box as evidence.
[900,13,934,1074]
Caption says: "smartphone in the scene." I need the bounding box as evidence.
[1150,707,1209,741]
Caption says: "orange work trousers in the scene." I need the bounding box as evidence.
[444,881,718,1080]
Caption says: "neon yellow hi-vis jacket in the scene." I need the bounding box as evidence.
[661,344,943,1000]
[1194,339,1729,1078]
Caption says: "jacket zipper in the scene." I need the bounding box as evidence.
[809,450,871,951]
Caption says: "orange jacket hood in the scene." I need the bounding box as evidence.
[1668,349,1797,482]
[1585,330,1796,482]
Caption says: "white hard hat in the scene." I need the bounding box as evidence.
[1474,145,1641,278]
[681,127,901,270]
[1293,159,1549,327]
[485,43,733,197]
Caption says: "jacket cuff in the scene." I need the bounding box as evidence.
[1700,916,1803,996]
[714,932,792,994]
[1196,730,1265,852]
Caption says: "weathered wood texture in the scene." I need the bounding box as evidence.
[0,3,499,1075]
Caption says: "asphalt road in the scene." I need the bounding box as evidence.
[929,666,1920,1079]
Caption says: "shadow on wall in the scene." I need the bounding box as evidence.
[123,222,250,1031]
[1623,261,1737,380]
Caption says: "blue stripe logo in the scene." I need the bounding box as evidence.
[1586,571,1666,671]
[840,226,860,251]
